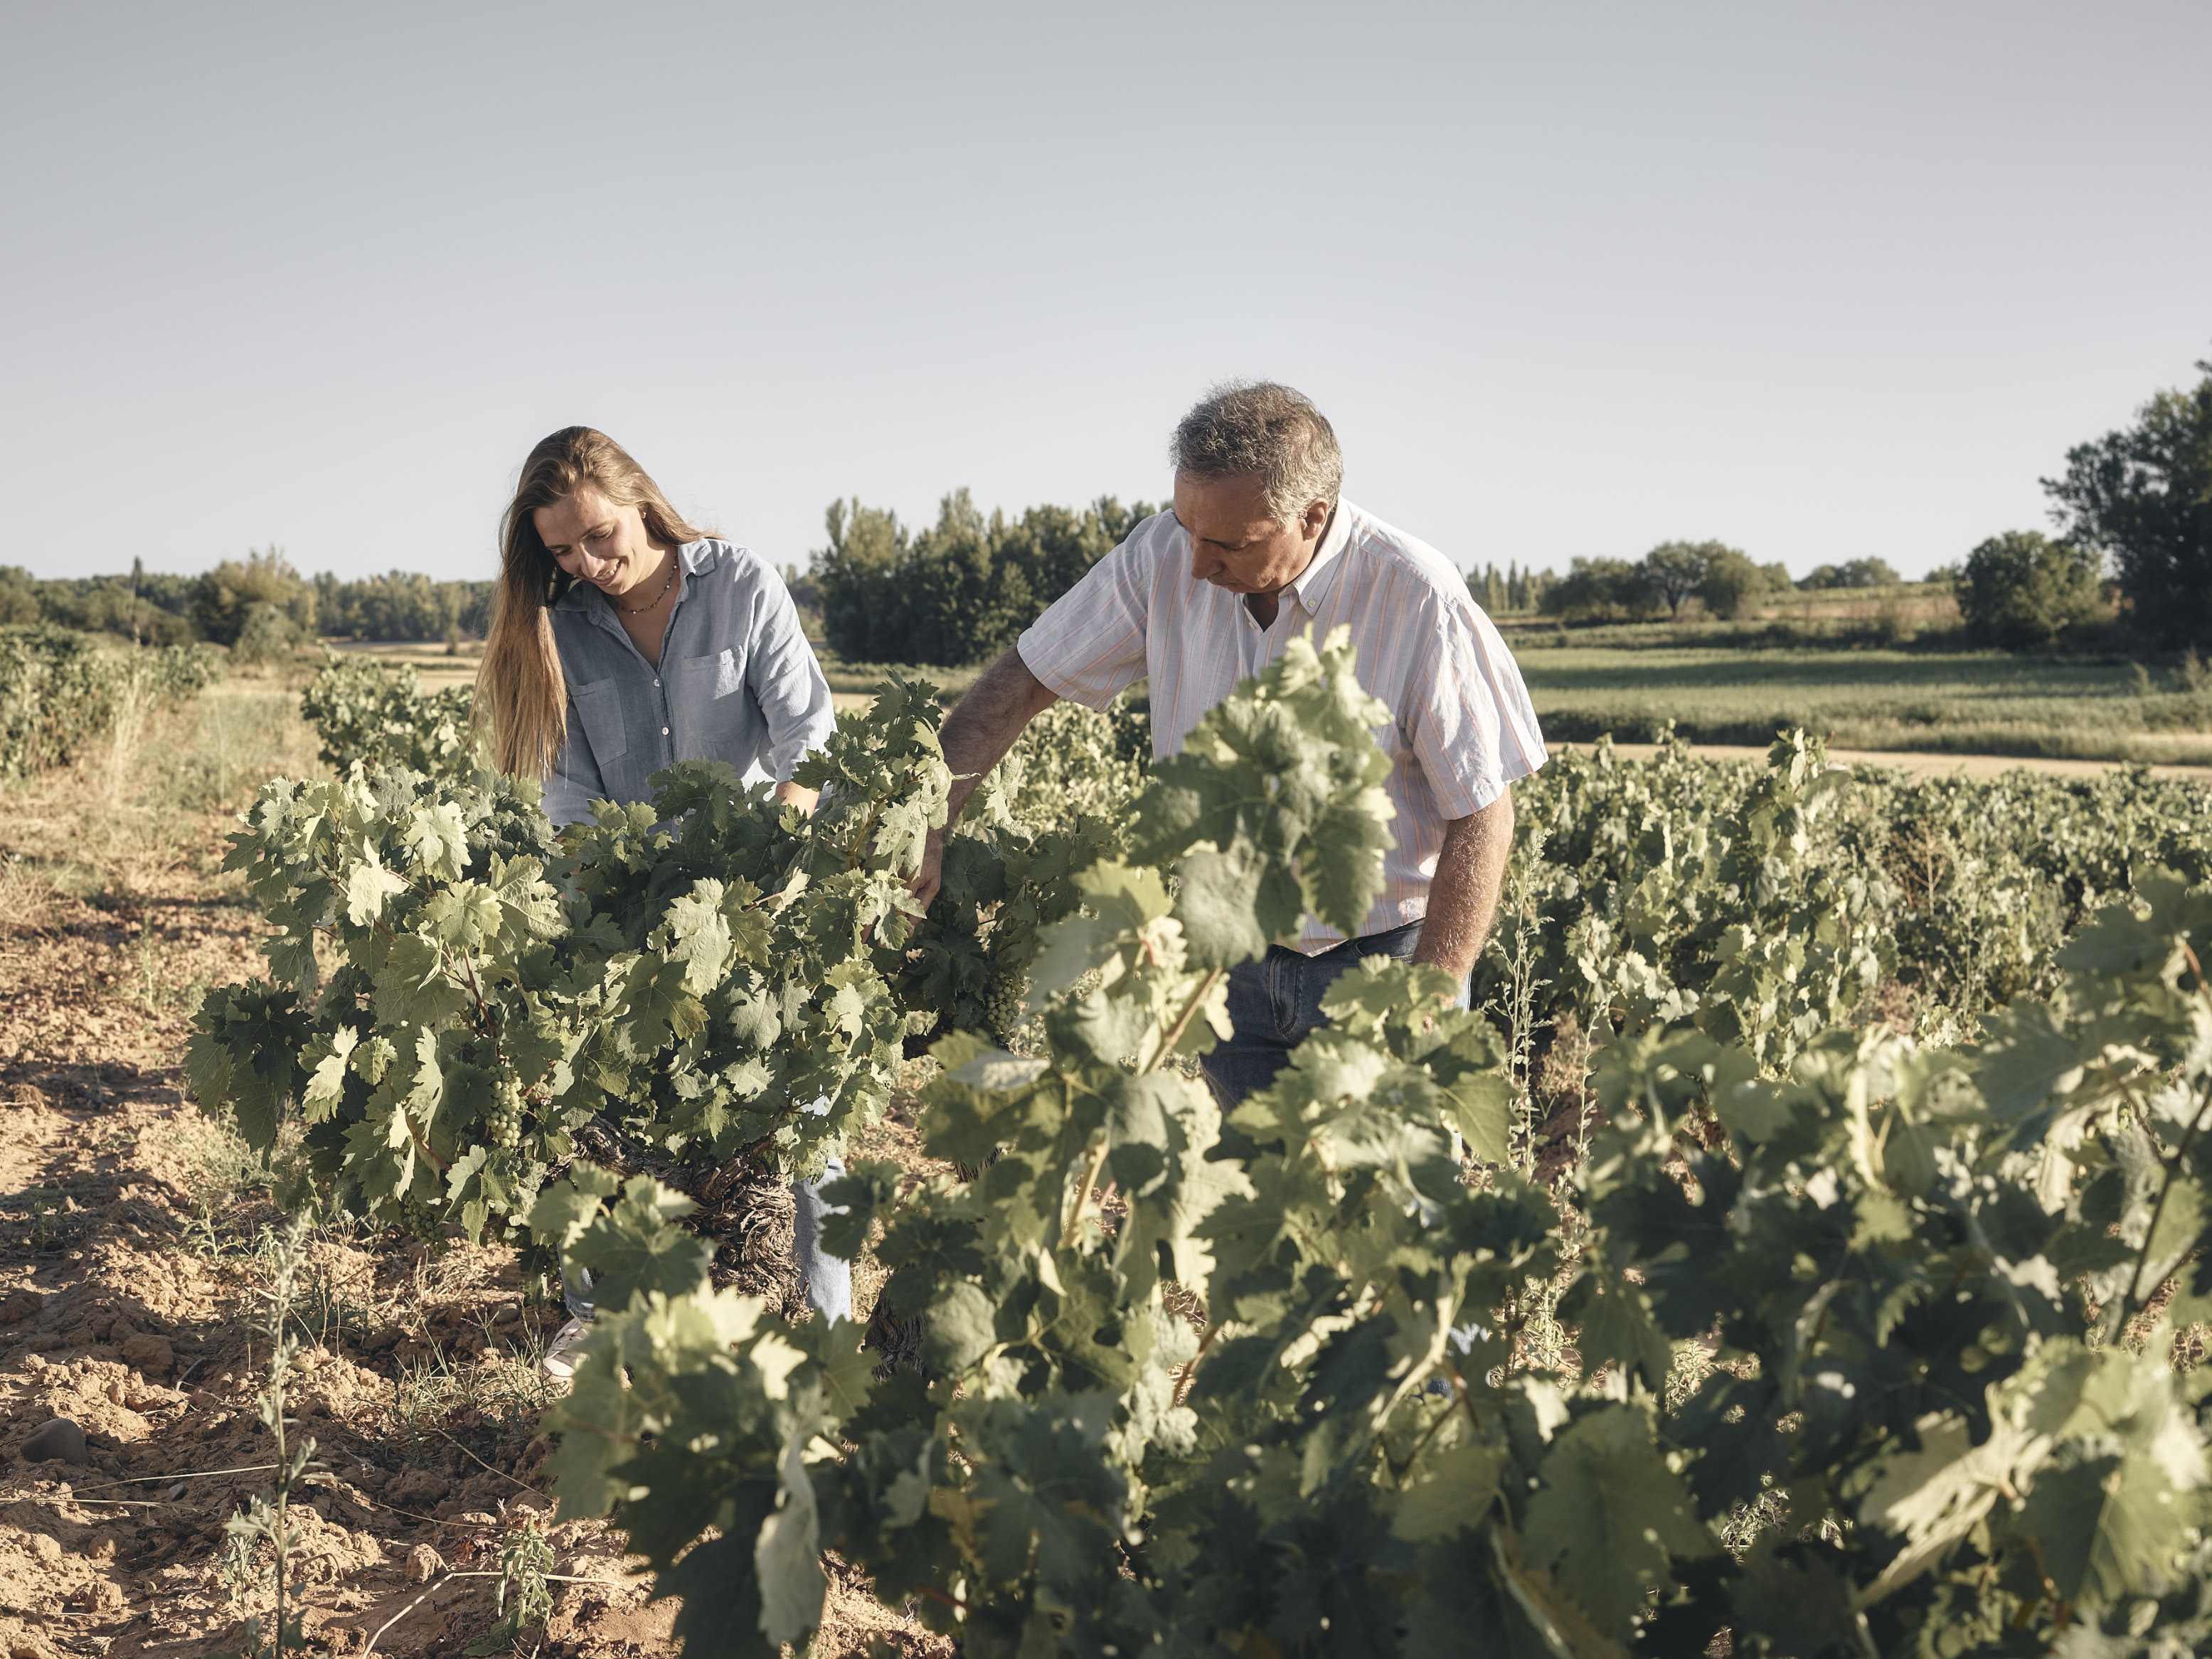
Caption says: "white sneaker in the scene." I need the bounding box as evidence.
[540,1316,592,1380]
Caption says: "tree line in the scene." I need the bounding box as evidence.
[814,505,1917,661]
[8,351,2201,664]
[0,552,496,654]
[1535,543,1802,624]
[1504,547,1910,626]
[1524,352,2211,651]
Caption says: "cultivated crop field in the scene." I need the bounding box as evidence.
[1519,643,2212,764]
[4,646,2212,1657]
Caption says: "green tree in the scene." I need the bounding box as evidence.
[900,489,1023,667]
[194,548,315,646]
[1542,557,1659,624]
[1511,561,1554,613]
[2042,355,2212,649]
[1639,540,1729,617]
[0,566,41,626]
[233,603,301,663]
[309,571,494,641]
[1694,547,1775,619]
[1799,557,1900,590]
[33,571,188,640]
[814,497,909,661]
[1957,530,2103,649]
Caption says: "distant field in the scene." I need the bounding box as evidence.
[1521,646,2212,764]
[324,639,479,689]
[818,642,2212,767]
[817,654,984,700]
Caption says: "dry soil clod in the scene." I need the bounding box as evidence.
[18,1416,87,1464]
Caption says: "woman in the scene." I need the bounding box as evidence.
[477,426,846,1375]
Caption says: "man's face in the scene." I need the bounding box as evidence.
[534,486,666,599]
[1175,471,1331,596]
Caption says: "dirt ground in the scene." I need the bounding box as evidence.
[0,687,945,1658]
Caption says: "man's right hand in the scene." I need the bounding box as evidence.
[910,826,947,911]
[906,646,1062,916]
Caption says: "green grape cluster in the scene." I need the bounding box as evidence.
[486,1074,525,1151]
[981,973,1031,1047]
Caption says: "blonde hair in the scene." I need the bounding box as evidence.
[477,427,708,781]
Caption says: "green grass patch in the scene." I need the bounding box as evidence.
[1521,646,2212,763]
[813,649,987,699]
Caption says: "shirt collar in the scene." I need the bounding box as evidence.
[1284,502,1354,614]
[552,538,713,614]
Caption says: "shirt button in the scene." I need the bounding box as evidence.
[653,678,660,686]
[661,726,670,735]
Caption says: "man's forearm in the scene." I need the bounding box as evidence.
[1411,790,1515,983]
[940,646,1060,822]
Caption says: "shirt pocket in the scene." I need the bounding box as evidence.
[667,649,759,774]
[570,678,629,762]
[670,649,746,702]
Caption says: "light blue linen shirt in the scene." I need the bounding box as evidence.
[544,538,836,827]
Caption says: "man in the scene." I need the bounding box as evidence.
[914,381,1546,1106]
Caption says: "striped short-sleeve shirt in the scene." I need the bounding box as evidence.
[1017,500,1547,953]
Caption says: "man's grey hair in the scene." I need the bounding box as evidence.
[1170,380,1344,523]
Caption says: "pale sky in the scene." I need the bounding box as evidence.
[4,1,2206,585]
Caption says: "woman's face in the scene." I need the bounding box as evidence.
[534,486,669,599]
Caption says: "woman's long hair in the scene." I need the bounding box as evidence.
[476,427,708,781]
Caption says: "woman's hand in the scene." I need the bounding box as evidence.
[775,780,820,816]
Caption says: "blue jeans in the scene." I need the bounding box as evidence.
[790,1168,853,1323]
[1201,921,1468,1110]
[562,1163,851,1325]
[1203,924,1485,1371]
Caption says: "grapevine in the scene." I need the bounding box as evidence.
[189,671,1118,1259]
[1486,722,2212,1062]
[195,634,2212,1653]
[0,624,222,780]
[297,651,477,782]
[539,636,2212,1656]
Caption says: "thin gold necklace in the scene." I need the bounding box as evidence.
[610,551,678,616]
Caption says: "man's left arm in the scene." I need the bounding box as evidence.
[1409,788,1515,983]
[1403,586,1546,984]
